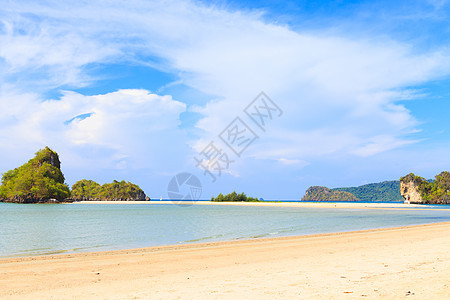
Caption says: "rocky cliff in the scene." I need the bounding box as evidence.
[400,172,450,204]
[4,194,68,204]
[399,180,423,203]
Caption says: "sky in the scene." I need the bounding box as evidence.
[1,0,450,200]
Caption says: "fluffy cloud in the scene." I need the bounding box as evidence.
[170,11,448,166]
[0,89,186,175]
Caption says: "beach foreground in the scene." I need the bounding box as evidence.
[1,223,449,299]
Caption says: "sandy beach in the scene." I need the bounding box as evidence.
[1,222,449,299]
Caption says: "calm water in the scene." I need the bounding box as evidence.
[1,203,449,258]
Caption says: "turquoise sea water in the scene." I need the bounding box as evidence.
[0,203,449,258]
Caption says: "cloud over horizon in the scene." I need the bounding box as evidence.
[0,89,187,181]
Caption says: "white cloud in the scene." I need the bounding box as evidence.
[350,135,417,157]
[0,14,119,89]
[0,89,187,174]
[277,158,309,167]
[172,25,447,160]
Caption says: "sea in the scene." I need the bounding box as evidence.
[1,202,449,258]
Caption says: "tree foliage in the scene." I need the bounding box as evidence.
[71,179,101,199]
[71,179,146,201]
[333,180,403,202]
[0,147,70,201]
[211,191,259,202]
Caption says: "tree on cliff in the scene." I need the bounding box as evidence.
[71,179,101,199]
[400,172,450,204]
[426,171,450,203]
[0,147,70,202]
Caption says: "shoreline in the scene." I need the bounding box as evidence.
[1,222,449,299]
[1,221,448,262]
[73,200,450,211]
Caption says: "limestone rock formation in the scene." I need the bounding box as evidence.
[400,180,423,204]
[400,172,450,204]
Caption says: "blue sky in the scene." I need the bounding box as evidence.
[1,0,450,199]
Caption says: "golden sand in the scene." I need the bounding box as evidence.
[1,222,449,299]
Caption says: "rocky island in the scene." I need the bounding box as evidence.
[0,147,147,203]
[0,147,71,203]
[302,180,424,202]
[71,179,147,201]
[400,172,450,204]
[301,186,359,201]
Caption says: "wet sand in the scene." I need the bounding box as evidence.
[1,222,449,299]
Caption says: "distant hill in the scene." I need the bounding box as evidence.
[333,180,402,202]
[302,186,359,201]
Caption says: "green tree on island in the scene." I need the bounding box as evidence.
[0,147,70,202]
[211,191,259,202]
[71,179,101,199]
[71,179,146,201]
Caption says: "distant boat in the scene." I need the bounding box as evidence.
[160,196,163,201]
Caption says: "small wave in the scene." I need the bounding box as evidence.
[182,234,225,243]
